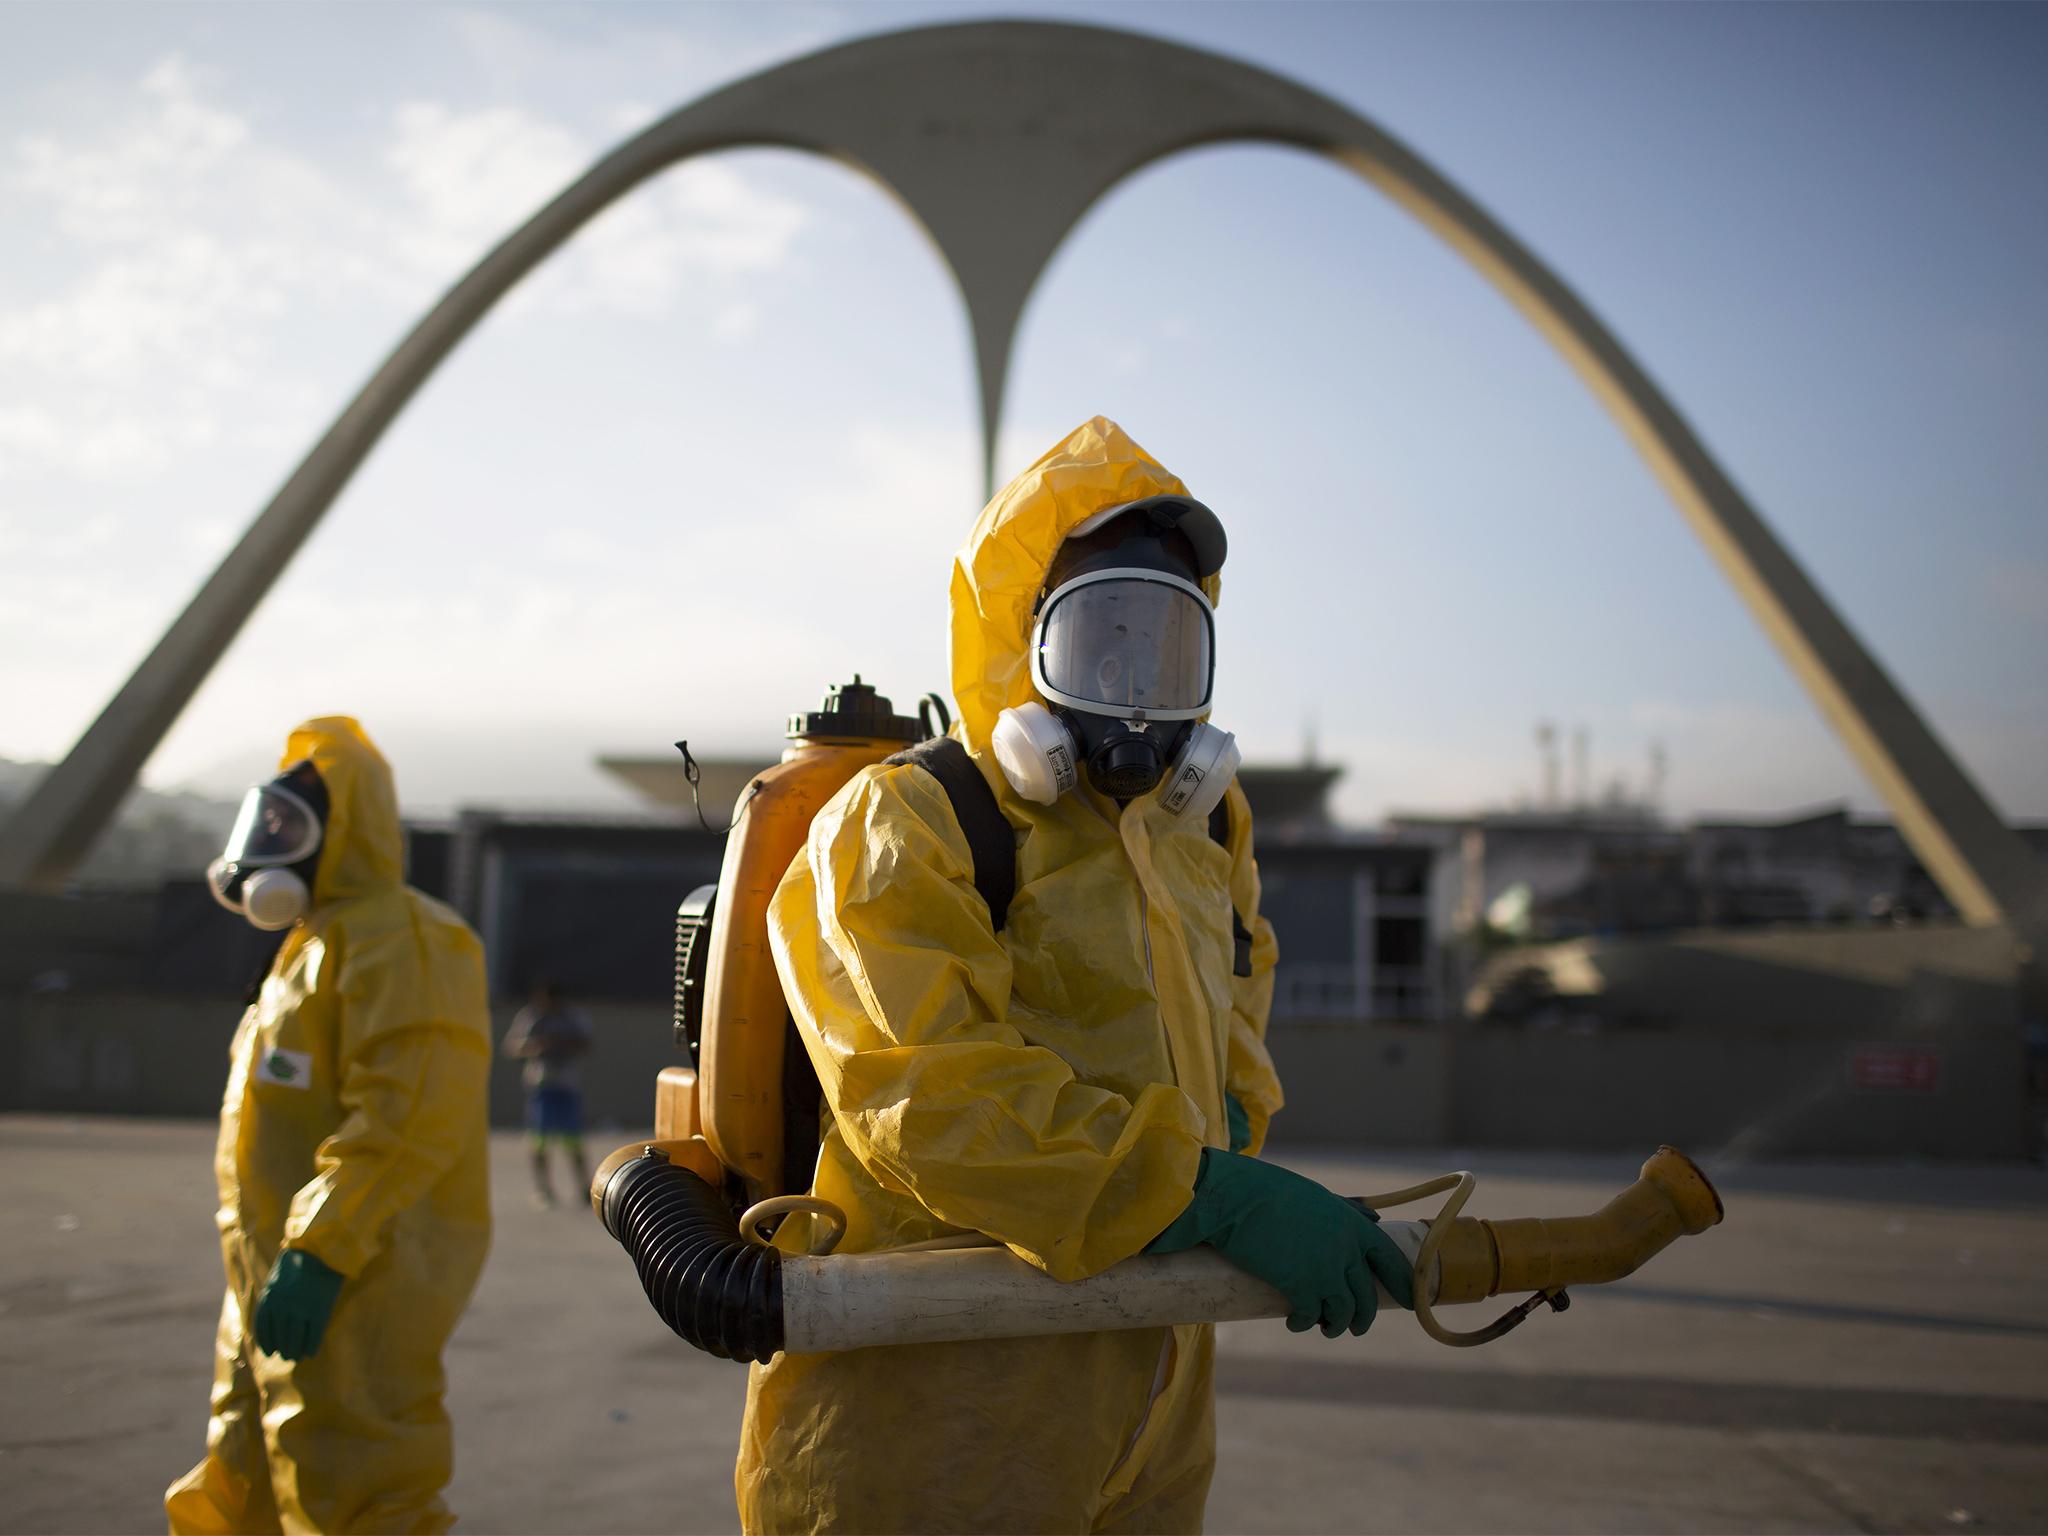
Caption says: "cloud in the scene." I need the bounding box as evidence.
[608,102,662,137]
[385,101,589,280]
[13,55,249,246]
[0,234,267,387]
[532,156,808,315]
[0,399,217,481]
[0,37,828,776]
[441,5,839,124]
[1,50,812,486]
[1,56,389,479]
[130,411,981,805]
[712,301,760,341]
[378,95,809,308]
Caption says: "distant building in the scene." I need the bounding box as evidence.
[1689,808,1954,926]
[407,810,725,1000]
[1388,801,2036,946]
[8,772,2034,1157]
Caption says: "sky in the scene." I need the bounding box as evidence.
[3,1,2045,827]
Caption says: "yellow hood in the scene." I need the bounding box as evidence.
[948,416,1221,752]
[279,716,403,903]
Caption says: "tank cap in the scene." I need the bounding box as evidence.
[788,675,926,742]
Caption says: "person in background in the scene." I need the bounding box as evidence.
[167,716,492,1534]
[502,978,595,1207]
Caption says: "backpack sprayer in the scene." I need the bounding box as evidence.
[595,678,1724,1364]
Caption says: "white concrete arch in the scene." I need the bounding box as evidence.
[5,19,2041,960]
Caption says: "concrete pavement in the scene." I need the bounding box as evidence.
[2,1117,2043,1534]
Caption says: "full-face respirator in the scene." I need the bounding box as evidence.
[206,760,328,931]
[990,495,1240,822]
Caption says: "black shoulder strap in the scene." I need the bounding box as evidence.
[885,738,1246,971]
[884,737,1018,933]
[1208,793,1255,978]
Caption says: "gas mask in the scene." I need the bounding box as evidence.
[207,760,328,931]
[991,495,1240,822]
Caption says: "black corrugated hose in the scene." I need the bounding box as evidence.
[598,1149,784,1363]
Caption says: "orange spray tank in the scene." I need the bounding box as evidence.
[649,678,946,1206]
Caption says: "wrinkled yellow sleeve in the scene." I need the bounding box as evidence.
[283,921,490,1277]
[1220,782,1284,1156]
[771,764,1208,1282]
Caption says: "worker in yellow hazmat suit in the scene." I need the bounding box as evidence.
[740,418,1405,1533]
[165,718,492,1535]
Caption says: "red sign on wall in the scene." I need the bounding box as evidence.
[1849,1046,1942,1093]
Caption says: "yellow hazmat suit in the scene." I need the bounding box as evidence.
[166,718,493,1535]
[738,419,1284,1533]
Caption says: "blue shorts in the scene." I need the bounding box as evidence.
[527,1085,584,1140]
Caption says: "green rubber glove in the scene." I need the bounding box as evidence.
[254,1248,345,1361]
[1224,1093,1253,1154]
[1148,1148,1414,1337]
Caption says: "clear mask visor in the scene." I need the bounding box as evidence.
[1036,570,1214,715]
[220,782,323,870]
